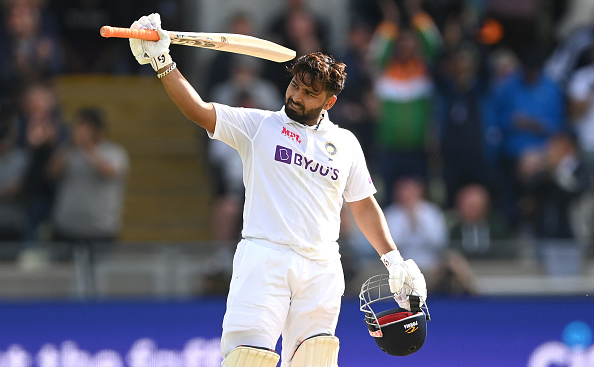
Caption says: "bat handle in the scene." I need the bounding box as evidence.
[100,26,160,41]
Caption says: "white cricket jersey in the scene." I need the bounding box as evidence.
[209,103,376,265]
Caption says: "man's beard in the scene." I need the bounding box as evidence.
[285,98,324,126]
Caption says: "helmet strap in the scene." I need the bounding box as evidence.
[409,295,422,314]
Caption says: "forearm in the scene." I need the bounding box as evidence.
[348,196,397,256]
[129,15,216,134]
[411,12,442,60]
[159,65,217,133]
[47,147,68,178]
[86,152,119,178]
[369,20,397,69]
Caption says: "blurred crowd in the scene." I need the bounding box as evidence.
[0,0,132,265]
[1,0,594,293]
[203,0,594,294]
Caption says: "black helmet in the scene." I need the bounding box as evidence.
[360,274,430,356]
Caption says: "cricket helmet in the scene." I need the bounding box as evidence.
[359,274,430,356]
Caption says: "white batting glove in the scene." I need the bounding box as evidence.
[129,19,151,66]
[381,250,427,311]
[129,13,172,71]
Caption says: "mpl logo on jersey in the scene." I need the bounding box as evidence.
[281,127,301,143]
[527,321,594,367]
[274,145,339,181]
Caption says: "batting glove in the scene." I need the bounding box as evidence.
[381,250,427,310]
[129,13,172,71]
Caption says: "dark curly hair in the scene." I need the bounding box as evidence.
[287,52,347,96]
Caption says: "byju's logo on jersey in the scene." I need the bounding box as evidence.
[274,145,339,181]
[275,145,293,164]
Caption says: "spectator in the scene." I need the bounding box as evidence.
[544,5,594,89]
[368,0,442,201]
[483,47,520,144]
[205,12,256,96]
[519,132,590,241]
[265,0,330,54]
[0,100,28,250]
[498,46,565,164]
[554,0,594,42]
[210,55,282,112]
[263,0,329,95]
[49,108,129,260]
[0,0,63,97]
[332,19,376,157]
[447,184,512,259]
[19,81,66,243]
[567,41,594,170]
[495,44,565,227]
[52,0,168,74]
[565,43,594,244]
[518,132,591,274]
[384,176,448,281]
[435,43,490,206]
[208,137,244,243]
[425,249,478,296]
[479,47,520,202]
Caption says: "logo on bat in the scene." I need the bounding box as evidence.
[172,38,216,48]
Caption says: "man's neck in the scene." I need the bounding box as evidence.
[299,112,324,128]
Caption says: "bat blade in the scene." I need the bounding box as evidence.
[100,26,296,63]
[171,32,296,63]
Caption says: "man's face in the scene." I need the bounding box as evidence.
[73,120,99,148]
[285,75,334,126]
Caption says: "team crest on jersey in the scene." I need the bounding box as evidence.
[325,142,337,155]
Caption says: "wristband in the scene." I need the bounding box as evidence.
[157,62,177,79]
[150,51,172,72]
[380,249,404,269]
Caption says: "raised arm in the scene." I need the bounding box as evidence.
[129,13,216,133]
[159,68,216,134]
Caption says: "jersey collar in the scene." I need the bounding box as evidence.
[280,106,333,132]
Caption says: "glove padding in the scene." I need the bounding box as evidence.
[381,251,427,311]
[392,259,427,311]
[129,13,172,71]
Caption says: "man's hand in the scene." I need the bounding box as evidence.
[381,250,427,310]
[129,13,172,71]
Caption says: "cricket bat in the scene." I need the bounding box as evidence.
[100,26,296,63]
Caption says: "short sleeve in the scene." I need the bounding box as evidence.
[343,134,376,202]
[210,103,271,150]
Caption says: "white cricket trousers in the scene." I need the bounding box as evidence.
[220,238,345,367]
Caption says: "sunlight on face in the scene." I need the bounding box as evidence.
[284,76,329,126]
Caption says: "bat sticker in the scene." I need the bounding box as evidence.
[172,38,216,48]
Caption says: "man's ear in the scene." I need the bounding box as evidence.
[324,95,338,110]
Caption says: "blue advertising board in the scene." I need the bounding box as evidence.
[0,296,592,366]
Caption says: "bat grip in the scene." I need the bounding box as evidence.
[100,26,160,41]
